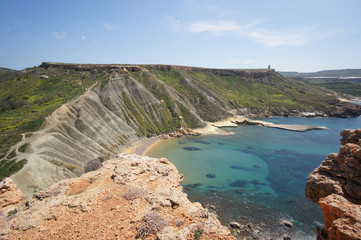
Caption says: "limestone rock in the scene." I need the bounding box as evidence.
[0,154,235,240]
[318,194,361,240]
[0,178,24,214]
[305,129,361,240]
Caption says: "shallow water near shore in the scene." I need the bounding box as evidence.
[147,116,361,239]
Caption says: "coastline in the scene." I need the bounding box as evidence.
[124,136,165,156]
[123,115,329,156]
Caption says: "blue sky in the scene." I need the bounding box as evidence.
[1,0,361,71]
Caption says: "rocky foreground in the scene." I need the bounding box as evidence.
[0,154,235,240]
[306,129,361,240]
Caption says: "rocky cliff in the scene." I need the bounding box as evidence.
[305,129,361,240]
[0,154,235,240]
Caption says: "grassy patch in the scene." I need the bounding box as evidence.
[7,209,17,216]
[25,133,33,138]
[18,142,30,152]
[0,66,108,163]
[0,158,27,179]
[194,229,203,240]
[6,150,16,159]
[309,80,361,97]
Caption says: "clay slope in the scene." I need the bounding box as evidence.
[305,129,361,240]
[10,74,204,197]
[0,154,235,240]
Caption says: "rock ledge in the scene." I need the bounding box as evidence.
[1,154,234,240]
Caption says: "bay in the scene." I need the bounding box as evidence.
[147,116,361,239]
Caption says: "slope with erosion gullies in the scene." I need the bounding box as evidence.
[1,62,360,196]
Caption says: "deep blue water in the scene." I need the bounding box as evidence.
[147,116,361,239]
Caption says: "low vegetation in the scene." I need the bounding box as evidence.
[18,142,30,153]
[7,209,17,217]
[136,212,166,239]
[308,79,361,97]
[0,159,27,179]
[193,228,203,240]
[84,158,103,173]
[0,65,108,174]
[122,186,147,201]
[280,69,361,97]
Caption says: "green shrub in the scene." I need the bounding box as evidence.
[6,150,16,159]
[194,229,203,240]
[7,209,17,216]
[18,142,30,152]
[0,159,27,179]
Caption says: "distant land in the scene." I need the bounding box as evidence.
[280,69,361,78]
[280,69,361,97]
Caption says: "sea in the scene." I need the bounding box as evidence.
[147,114,361,239]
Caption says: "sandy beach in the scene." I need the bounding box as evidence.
[123,115,328,155]
[124,136,165,156]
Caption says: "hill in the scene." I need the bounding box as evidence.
[1,62,360,195]
[280,69,361,97]
[280,69,361,78]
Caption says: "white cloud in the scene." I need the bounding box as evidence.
[188,20,240,35]
[52,31,67,39]
[82,36,86,40]
[186,20,346,48]
[103,22,119,30]
[244,26,338,48]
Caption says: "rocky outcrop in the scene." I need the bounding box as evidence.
[305,129,361,240]
[0,179,24,213]
[0,154,235,240]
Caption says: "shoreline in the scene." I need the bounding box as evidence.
[123,115,329,156]
[123,136,164,156]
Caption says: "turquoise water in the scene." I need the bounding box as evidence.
[147,116,361,239]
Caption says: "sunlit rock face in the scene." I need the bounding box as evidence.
[306,129,361,240]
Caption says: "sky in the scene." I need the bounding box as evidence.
[1,0,361,72]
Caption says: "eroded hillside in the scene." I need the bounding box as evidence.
[1,62,360,195]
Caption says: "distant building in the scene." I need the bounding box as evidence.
[268,65,271,69]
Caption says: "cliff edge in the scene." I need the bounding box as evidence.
[305,129,361,240]
[0,154,235,240]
